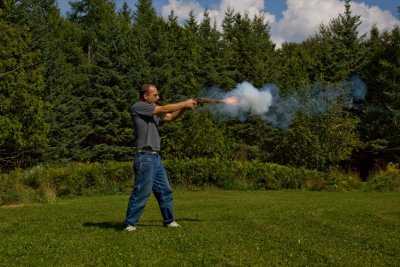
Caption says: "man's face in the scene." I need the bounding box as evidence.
[144,86,160,104]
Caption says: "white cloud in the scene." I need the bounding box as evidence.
[162,0,204,21]
[219,0,264,18]
[270,0,400,48]
[271,0,344,47]
[161,0,275,29]
[353,3,400,35]
[160,0,400,48]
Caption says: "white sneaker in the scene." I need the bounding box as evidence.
[166,221,181,228]
[124,225,137,232]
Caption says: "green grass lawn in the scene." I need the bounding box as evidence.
[1,190,399,266]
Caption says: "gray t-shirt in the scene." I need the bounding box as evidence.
[132,102,163,151]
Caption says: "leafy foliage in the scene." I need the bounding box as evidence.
[367,163,400,191]
[0,5,49,169]
[310,0,367,82]
[273,82,361,171]
[0,159,361,205]
[1,0,399,180]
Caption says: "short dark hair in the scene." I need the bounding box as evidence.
[140,84,155,99]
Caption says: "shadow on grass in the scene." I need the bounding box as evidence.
[83,218,202,231]
[83,222,126,231]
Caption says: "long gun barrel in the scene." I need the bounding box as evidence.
[195,97,225,104]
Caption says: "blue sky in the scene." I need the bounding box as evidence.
[57,0,400,47]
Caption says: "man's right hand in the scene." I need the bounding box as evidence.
[184,99,197,109]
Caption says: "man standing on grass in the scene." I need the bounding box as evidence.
[124,84,197,231]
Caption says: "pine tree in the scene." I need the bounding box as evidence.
[197,10,231,89]
[248,13,276,86]
[312,0,366,83]
[221,8,240,87]
[0,4,49,169]
[221,9,275,87]
[132,0,162,84]
[275,42,315,95]
[356,25,400,175]
[157,10,201,101]
[220,9,278,161]
[185,10,199,35]
[52,0,139,161]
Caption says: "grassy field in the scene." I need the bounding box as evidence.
[1,190,399,266]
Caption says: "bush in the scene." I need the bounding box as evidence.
[0,162,133,205]
[367,163,400,191]
[165,158,360,191]
[0,159,362,206]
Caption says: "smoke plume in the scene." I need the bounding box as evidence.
[203,77,367,129]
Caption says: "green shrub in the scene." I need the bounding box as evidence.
[0,162,133,205]
[165,158,360,191]
[0,169,23,205]
[0,159,362,206]
[367,163,400,191]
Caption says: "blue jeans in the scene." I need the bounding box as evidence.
[125,152,175,226]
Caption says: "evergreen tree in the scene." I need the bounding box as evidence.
[356,25,400,177]
[221,9,241,86]
[197,10,229,88]
[311,0,366,83]
[185,10,199,35]
[53,0,138,161]
[219,9,278,161]
[0,3,49,169]
[115,1,147,96]
[275,42,315,95]
[7,0,89,163]
[132,0,163,84]
[222,10,275,87]
[158,11,201,100]
[43,19,91,161]
[248,13,276,86]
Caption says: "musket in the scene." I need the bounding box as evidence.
[195,97,225,104]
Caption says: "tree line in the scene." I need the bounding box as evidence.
[0,0,399,180]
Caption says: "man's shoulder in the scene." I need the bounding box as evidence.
[132,101,156,117]
[132,101,155,109]
[133,101,152,107]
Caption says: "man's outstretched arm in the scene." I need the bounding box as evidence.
[153,99,197,122]
[163,109,187,122]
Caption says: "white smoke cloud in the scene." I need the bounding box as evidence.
[159,0,400,48]
[205,81,276,123]
[204,78,366,128]
[204,81,301,128]
[226,81,273,115]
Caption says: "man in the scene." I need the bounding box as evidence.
[124,84,197,231]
